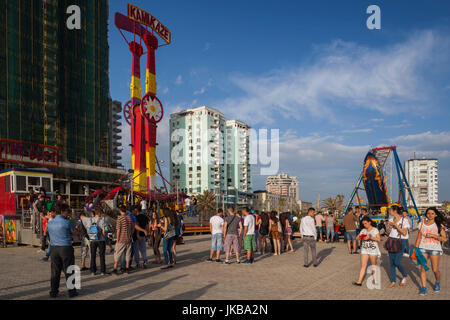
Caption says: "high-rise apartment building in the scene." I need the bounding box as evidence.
[170,106,252,205]
[405,158,439,208]
[266,173,299,201]
[0,0,125,207]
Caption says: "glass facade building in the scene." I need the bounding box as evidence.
[0,0,122,183]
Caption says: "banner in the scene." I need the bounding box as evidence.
[0,216,17,243]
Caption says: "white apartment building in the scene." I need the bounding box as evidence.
[405,158,439,208]
[169,106,252,205]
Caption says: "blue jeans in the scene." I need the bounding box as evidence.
[401,239,409,255]
[326,227,334,239]
[46,244,51,258]
[211,233,223,251]
[192,205,197,217]
[163,236,175,265]
[388,251,407,283]
[133,237,147,265]
[345,230,357,242]
[186,205,191,216]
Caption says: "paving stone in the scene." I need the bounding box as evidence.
[0,231,448,300]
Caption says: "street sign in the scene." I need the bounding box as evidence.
[127,3,171,44]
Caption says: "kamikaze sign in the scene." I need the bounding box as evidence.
[127,3,171,44]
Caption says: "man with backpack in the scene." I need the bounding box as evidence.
[83,208,108,275]
[78,211,91,271]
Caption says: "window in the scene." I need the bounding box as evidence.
[42,178,51,192]
[28,176,40,186]
[16,176,27,192]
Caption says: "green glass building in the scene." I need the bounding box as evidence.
[0,0,125,206]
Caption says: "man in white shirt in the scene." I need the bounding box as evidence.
[140,199,147,213]
[184,197,192,216]
[243,207,256,264]
[301,208,318,267]
[208,209,224,262]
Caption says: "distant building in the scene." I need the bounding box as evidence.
[169,106,252,206]
[253,190,299,213]
[405,158,439,208]
[266,173,299,201]
[297,200,313,213]
[109,99,123,169]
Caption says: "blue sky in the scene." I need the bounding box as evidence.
[109,0,450,203]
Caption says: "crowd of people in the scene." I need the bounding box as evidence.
[30,187,450,298]
[208,204,449,296]
[207,207,299,264]
[338,205,448,295]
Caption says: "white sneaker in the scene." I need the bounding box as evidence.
[37,249,44,253]
[403,253,409,257]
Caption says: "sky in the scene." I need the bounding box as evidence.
[108,0,450,203]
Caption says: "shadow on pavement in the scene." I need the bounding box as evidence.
[167,282,217,300]
[316,247,336,266]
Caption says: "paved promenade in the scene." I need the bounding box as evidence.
[0,231,448,300]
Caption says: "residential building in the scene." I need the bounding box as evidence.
[109,99,123,169]
[169,106,252,205]
[405,158,439,208]
[266,173,299,200]
[253,190,299,213]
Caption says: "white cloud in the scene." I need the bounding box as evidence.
[251,130,450,202]
[175,75,183,85]
[220,30,448,126]
[194,87,206,95]
[389,131,450,159]
[161,87,169,94]
[341,128,373,134]
[370,118,384,122]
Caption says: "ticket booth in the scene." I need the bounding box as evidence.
[0,168,53,245]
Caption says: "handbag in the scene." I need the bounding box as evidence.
[384,218,403,253]
[164,223,176,240]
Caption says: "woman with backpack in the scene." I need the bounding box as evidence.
[269,211,281,255]
[385,205,410,288]
[414,207,448,296]
[257,212,270,254]
[150,210,162,264]
[161,209,178,269]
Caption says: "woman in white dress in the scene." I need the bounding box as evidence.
[353,216,381,286]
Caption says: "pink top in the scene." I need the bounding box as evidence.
[315,214,324,227]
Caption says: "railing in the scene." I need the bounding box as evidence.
[21,209,33,230]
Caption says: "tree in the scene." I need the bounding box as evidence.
[322,197,337,212]
[196,190,217,220]
[322,194,345,213]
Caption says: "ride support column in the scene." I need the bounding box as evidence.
[143,33,159,191]
[129,41,147,192]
